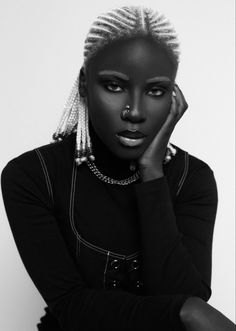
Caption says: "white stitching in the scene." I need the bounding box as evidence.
[69,161,83,255]
[69,161,141,259]
[176,151,189,196]
[177,152,188,188]
[34,149,54,205]
[103,251,110,289]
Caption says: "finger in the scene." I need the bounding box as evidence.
[158,86,188,143]
[174,85,184,111]
[174,85,188,112]
[150,95,180,149]
[175,84,188,105]
[170,95,181,125]
[170,93,181,122]
[159,96,179,136]
[172,87,187,121]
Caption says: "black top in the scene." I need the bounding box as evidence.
[1,126,218,331]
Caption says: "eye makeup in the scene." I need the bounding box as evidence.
[103,80,123,92]
[98,74,171,96]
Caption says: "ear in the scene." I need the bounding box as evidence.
[79,67,87,98]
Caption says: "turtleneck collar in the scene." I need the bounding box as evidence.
[88,120,138,180]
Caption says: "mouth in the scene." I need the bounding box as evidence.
[117,130,146,139]
[116,130,147,147]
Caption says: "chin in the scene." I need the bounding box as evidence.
[111,143,145,161]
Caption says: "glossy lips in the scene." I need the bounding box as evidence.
[116,130,146,147]
[117,130,146,139]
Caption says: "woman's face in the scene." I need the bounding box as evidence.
[84,35,177,161]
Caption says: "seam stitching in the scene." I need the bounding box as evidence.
[103,251,110,289]
[69,162,140,259]
[34,149,54,205]
[176,151,189,196]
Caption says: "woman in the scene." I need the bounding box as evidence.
[1,5,235,331]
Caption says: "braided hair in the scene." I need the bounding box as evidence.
[52,5,180,165]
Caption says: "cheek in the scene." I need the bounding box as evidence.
[147,96,172,129]
[90,84,124,108]
[87,89,121,136]
[143,99,171,145]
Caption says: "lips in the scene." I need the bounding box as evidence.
[116,130,147,147]
[117,130,146,139]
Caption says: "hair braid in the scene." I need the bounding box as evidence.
[52,5,179,165]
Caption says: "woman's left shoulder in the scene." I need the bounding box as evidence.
[170,143,215,175]
[168,143,217,198]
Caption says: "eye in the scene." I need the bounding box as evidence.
[147,87,166,97]
[104,81,123,93]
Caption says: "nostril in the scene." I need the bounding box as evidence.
[120,108,146,123]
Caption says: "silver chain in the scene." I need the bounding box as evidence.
[86,160,140,185]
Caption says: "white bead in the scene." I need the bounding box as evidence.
[81,156,87,162]
[75,158,82,165]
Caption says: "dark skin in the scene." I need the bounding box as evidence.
[79,35,235,330]
[80,35,187,181]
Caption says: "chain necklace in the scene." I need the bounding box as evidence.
[86,160,140,185]
[85,144,177,185]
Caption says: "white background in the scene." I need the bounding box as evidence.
[0,0,235,330]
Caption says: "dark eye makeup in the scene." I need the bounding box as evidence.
[101,78,169,97]
[103,80,123,92]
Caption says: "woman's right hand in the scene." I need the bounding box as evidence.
[180,296,235,331]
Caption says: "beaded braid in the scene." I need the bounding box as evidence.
[52,5,180,166]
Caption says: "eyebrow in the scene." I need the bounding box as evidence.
[98,70,171,83]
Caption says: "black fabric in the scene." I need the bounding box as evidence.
[1,128,218,331]
[37,307,62,330]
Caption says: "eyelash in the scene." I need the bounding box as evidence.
[103,81,166,97]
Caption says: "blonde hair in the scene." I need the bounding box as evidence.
[52,5,179,165]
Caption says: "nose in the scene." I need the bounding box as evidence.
[121,94,146,123]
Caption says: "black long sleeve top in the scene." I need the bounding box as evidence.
[1,125,218,331]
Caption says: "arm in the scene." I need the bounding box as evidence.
[134,164,218,299]
[1,156,190,331]
[135,84,217,299]
[134,83,234,330]
[180,297,235,331]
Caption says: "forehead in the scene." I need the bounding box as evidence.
[86,35,176,81]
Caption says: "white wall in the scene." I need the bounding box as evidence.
[0,0,235,330]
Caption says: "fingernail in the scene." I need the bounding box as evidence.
[172,91,176,96]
